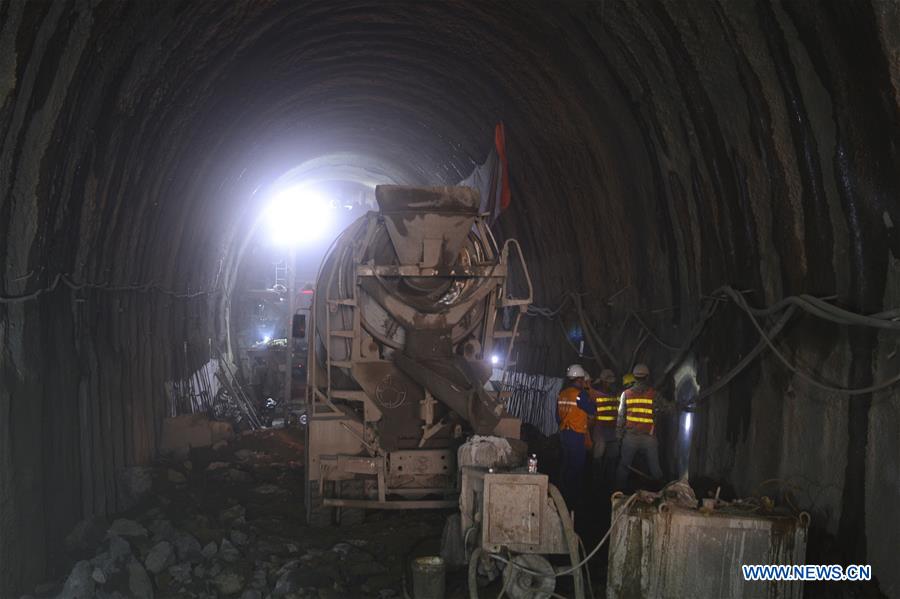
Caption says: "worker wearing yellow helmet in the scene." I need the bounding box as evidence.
[615,363,673,490]
[590,368,620,488]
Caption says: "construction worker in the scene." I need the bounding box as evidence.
[557,364,593,509]
[615,363,671,490]
[590,369,620,486]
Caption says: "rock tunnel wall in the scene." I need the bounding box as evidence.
[1,0,899,595]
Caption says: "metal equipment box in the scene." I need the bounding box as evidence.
[607,495,809,599]
[460,468,568,555]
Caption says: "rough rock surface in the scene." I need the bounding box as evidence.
[35,430,428,599]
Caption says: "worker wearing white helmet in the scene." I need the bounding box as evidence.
[615,363,672,490]
[557,364,594,509]
[590,368,620,488]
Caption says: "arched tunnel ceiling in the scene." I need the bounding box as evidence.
[2,0,900,596]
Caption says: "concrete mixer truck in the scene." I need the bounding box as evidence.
[305,185,532,524]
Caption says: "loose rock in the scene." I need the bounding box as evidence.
[65,517,109,552]
[214,570,245,595]
[201,541,218,559]
[174,532,203,562]
[116,466,154,510]
[149,519,176,542]
[220,538,241,562]
[234,449,255,461]
[144,541,173,574]
[219,504,246,523]
[57,561,95,599]
[126,558,154,599]
[253,484,286,495]
[230,529,249,546]
[108,519,147,538]
[168,562,192,583]
[216,468,253,483]
[108,534,132,560]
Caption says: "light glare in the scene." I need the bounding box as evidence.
[265,186,333,246]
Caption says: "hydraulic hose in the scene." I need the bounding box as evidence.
[548,483,586,599]
[468,547,484,599]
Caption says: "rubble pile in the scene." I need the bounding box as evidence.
[25,430,445,599]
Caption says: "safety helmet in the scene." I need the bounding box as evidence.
[566,364,588,379]
[599,369,616,384]
[622,373,636,387]
[633,363,650,379]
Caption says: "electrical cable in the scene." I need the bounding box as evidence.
[714,286,900,330]
[656,298,720,388]
[573,293,619,372]
[506,277,900,399]
[726,290,900,395]
[495,548,514,599]
[629,310,681,351]
[468,547,484,599]
[692,305,798,404]
[0,272,218,303]
[578,536,596,599]
[528,294,572,318]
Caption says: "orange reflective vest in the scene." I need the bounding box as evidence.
[558,386,591,443]
[623,387,657,435]
[593,392,620,428]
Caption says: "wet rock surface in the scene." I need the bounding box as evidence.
[39,429,450,599]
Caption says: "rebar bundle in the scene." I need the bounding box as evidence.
[495,369,562,437]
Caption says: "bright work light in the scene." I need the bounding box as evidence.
[264,185,333,246]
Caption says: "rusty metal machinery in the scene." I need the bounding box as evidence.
[607,492,810,598]
[305,185,532,523]
[455,466,586,599]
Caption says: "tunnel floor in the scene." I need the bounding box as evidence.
[27,424,882,599]
[39,429,462,599]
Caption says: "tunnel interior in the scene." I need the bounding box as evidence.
[2,1,900,596]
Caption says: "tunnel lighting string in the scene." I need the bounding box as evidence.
[0,272,220,304]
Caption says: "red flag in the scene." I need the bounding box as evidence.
[494,122,511,212]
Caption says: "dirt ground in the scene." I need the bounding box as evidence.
[36,428,474,599]
[36,427,622,599]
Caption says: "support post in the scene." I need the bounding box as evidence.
[283,247,296,425]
